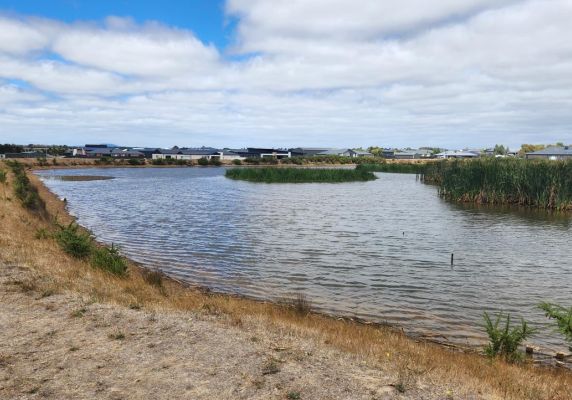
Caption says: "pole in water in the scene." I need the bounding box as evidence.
[451,253,454,265]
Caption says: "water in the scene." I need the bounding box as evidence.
[37,167,572,354]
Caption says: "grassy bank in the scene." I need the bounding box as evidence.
[225,167,377,183]
[1,161,571,399]
[422,158,572,210]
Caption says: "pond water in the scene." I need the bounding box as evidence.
[37,167,572,354]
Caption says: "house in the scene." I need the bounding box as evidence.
[152,147,222,161]
[0,151,46,159]
[228,148,291,159]
[289,148,331,157]
[111,148,145,158]
[526,146,572,160]
[315,148,372,157]
[436,150,480,159]
[394,149,433,160]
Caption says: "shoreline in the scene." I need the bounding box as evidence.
[1,161,571,398]
[33,164,571,360]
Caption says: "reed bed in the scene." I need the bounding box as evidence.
[357,162,427,174]
[225,167,377,183]
[423,158,572,210]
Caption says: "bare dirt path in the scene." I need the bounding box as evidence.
[0,262,449,400]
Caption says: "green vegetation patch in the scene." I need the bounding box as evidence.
[422,158,572,210]
[91,244,128,276]
[225,167,377,183]
[54,223,93,259]
[357,163,427,174]
[5,160,46,214]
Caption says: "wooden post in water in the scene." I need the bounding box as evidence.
[451,253,454,266]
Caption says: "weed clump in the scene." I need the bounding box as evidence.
[91,244,128,276]
[483,312,535,363]
[54,223,92,259]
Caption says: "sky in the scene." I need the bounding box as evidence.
[0,0,571,149]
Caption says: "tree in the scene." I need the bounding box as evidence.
[493,144,507,155]
[519,144,545,156]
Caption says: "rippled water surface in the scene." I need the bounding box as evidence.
[38,167,572,353]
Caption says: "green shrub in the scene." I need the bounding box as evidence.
[539,302,572,351]
[91,244,128,276]
[197,157,209,166]
[151,158,166,165]
[483,312,535,362]
[6,161,46,213]
[232,159,242,165]
[54,223,93,259]
[95,157,113,165]
[127,158,144,166]
[209,158,222,166]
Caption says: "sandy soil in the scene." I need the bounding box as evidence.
[0,262,459,400]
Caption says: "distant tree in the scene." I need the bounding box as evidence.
[493,144,507,155]
[367,146,382,156]
[519,144,545,156]
[0,144,24,153]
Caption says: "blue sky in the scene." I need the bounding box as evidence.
[0,0,231,47]
[0,0,571,148]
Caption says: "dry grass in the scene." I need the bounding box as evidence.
[1,162,571,399]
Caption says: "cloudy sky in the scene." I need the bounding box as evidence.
[0,0,571,149]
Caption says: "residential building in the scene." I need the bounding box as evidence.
[436,150,480,159]
[526,146,572,160]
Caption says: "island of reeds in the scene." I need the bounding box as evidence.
[356,162,427,174]
[225,167,377,183]
[422,158,572,210]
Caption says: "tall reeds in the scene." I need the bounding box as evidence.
[422,158,572,210]
[225,167,377,183]
[357,163,427,174]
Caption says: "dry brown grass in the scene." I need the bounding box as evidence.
[1,161,571,399]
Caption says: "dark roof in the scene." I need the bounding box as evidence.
[526,146,572,156]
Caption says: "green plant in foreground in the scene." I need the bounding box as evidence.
[539,302,572,351]
[483,312,535,362]
[54,223,93,259]
[91,244,128,276]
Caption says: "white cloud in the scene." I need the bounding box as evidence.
[0,0,571,148]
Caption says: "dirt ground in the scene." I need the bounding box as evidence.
[0,262,459,400]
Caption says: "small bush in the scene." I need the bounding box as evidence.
[151,158,166,165]
[209,158,222,166]
[127,158,144,166]
[91,244,128,276]
[54,223,92,259]
[232,159,242,165]
[197,157,209,166]
[34,228,50,240]
[483,312,535,362]
[95,157,113,165]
